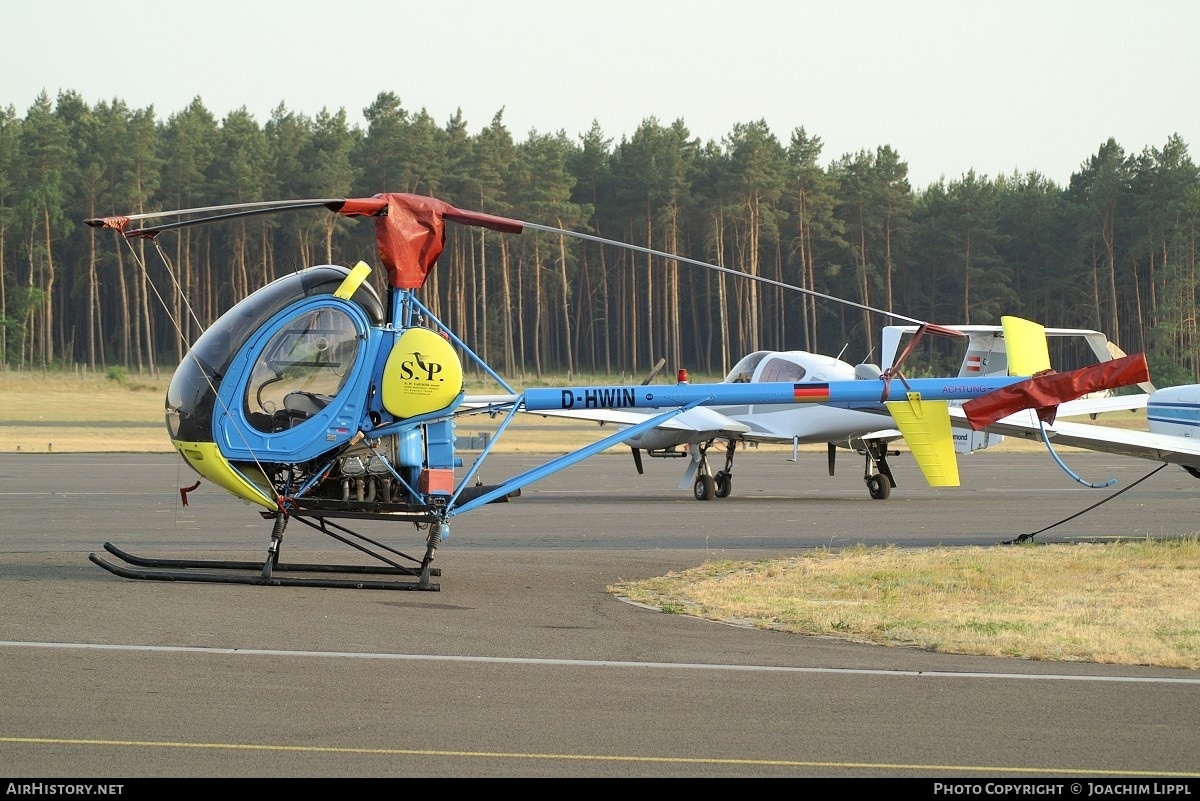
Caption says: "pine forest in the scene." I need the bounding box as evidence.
[2,89,1198,386]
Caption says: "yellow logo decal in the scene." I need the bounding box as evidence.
[382,327,464,418]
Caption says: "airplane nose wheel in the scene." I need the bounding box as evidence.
[693,439,735,500]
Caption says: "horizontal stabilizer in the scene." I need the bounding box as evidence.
[948,407,1200,473]
[886,394,960,487]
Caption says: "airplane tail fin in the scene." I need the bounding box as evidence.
[950,316,1051,454]
[952,324,1016,453]
[1000,316,1052,377]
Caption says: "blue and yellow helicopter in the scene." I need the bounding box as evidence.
[83,193,1149,591]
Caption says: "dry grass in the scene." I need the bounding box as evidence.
[610,539,1200,669]
[0,369,169,453]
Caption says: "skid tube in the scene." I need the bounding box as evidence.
[89,511,444,591]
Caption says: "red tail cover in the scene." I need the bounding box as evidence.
[962,353,1150,430]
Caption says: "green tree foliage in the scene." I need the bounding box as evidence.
[725,120,787,357]
[16,92,72,368]
[1069,138,1131,344]
[1125,135,1200,374]
[2,91,1200,393]
[783,127,844,355]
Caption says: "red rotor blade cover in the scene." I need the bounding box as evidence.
[962,353,1150,430]
[333,193,523,289]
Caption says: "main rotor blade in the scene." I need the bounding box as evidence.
[85,198,343,226]
[85,190,926,329]
[961,353,1151,429]
[86,199,345,237]
[520,220,927,327]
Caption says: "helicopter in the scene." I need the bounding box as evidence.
[82,192,1150,591]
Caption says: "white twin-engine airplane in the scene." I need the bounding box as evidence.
[528,322,1150,501]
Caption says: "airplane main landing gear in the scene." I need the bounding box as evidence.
[862,439,898,501]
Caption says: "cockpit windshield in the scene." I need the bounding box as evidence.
[165,265,383,443]
[724,352,769,383]
[756,356,807,383]
[245,307,361,432]
[723,352,807,384]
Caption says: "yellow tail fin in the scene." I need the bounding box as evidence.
[886,394,960,487]
[1001,316,1052,376]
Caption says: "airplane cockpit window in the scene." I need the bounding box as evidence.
[246,307,361,432]
[725,351,769,383]
[757,357,807,383]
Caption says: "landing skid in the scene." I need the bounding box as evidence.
[89,511,443,591]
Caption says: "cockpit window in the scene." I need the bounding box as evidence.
[725,352,769,383]
[165,264,382,443]
[757,357,807,383]
[246,307,361,432]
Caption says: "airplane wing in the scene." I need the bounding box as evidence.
[1051,393,1149,418]
[947,405,1200,472]
[539,404,754,437]
[739,426,903,446]
[460,398,753,437]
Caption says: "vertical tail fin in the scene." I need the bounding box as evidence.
[958,335,1006,377]
[1001,316,1052,377]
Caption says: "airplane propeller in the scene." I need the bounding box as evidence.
[630,357,669,474]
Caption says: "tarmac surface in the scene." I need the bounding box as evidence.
[1,450,1198,779]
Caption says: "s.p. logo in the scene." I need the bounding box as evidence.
[382,327,464,418]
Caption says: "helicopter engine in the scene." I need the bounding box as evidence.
[335,439,398,503]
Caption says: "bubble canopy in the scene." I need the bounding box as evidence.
[165,265,383,442]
